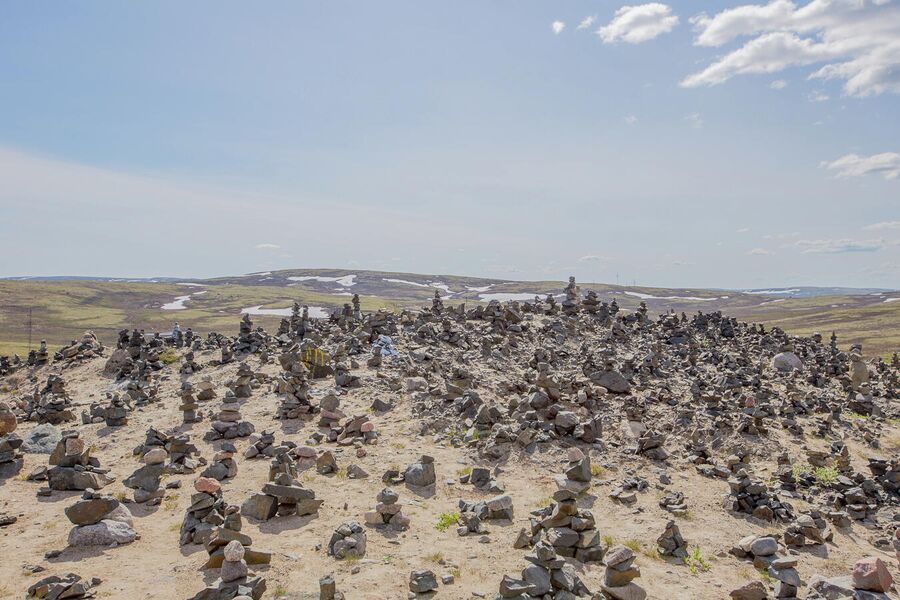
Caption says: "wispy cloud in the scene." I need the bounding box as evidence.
[864,221,900,231]
[624,115,639,125]
[577,15,596,30]
[597,3,679,44]
[682,0,900,97]
[684,112,704,128]
[808,91,829,103]
[747,247,774,255]
[552,20,566,35]
[795,238,884,254]
[821,152,900,180]
[578,254,609,263]
[736,227,750,233]
[255,243,280,250]
[770,79,788,90]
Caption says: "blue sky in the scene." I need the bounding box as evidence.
[1,1,898,288]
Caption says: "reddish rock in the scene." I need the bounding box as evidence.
[852,556,893,592]
[194,477,221,494]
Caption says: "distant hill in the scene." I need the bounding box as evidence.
[1,269,897,358]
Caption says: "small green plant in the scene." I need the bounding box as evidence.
[163,494,179,511]
[450,566,462,579]
[812,466,839,484]
[114,491,127,501]
[159,349,179,365]
[683,546,710,574]
[382,554,395,564]
[623,539,642,552]
[602,534,616,547]
[435,511,460,532]
[676,510,694,521]
[335,467,348,478]
[273,584,288,597]
[756,566,772,583]
[590,464,605,477]
[425,551,444,563]
[456,466,472,476]
[536,496,554,508]
[845,412,867,420]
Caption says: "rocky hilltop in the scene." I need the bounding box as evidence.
[0,278,897,599]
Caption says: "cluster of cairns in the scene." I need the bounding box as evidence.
[0,275,897,598]
[53,331,105,364]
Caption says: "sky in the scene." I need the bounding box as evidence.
[1,0,898,289]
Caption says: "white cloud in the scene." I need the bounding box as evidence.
[770,79,788,89]
[578,254,609,263]
[255,243,280,250]
[597,3,680,44]
[864,221,900,231]
[795,238,884,253]
[684,112,704,128]
[577,15,597,30]
[748,247,774,255]
[552,21,566,35]
[821,152,900,180]
[624,114,639,125]
[737,227,751,233]
[683,0,900,97]
[808,90,829,102]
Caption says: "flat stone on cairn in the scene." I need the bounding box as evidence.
[205,392,255,441]
[47,432,114,491]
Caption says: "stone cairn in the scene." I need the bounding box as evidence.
[656,520,688,559]
[241,467,323,521]
[364,487,410,530]
[0,427,24,477]
[730,534,801,599]
[188,539,267,600]
[180,350,201,374]
[54,331,104,364]
[498,540,590,598]
[133,427,202,474]
[517,490,604,563]
[458,465,504,493]
[196,378,217,401]
[275,346,317,419]
[81,392,129,426]
[180,382,201,423]
[562,276,580,316]
[601,545,645,599]
[243,429,279,459]
[123,444,168,504]
[205,391,255,441]
[65,490,137,547]
[26,375,75,424]
[201,443,239,482]
[456,494,513,536]
[229,362,255,398]
[327,521,367,559]
[554,448,592,494]
[27,573,98,599]
[725,468,794,522]
[28,339,49,366]
[43,432,114,492]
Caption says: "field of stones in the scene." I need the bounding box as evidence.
[0,279,897,599]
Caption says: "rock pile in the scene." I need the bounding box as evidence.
[0,431,24,476]
[404,454,436,488]
[519,490,604,563]
[26,375,75,424]
[725,469,794,522]
[201,445,239,482]
[275,347,317,419]
[364,487,409,530]
[65,491,136,547]
[27,573,98,599]
[205,393,255,440]
[327,521,367,559]
[241,471,322,521]
[497,540,590,598]
[554,449,592,494]
[180,382,201,423]
[601,545,645,600]
[45,432,114,491]
[656,520,688,559]
[82,393,129,426]
[133,427,202,473]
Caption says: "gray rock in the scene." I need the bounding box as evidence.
[68,519,137,546]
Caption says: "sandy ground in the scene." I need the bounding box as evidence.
[1,350,897,600]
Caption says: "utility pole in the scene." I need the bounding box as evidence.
[28,307,33,351]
